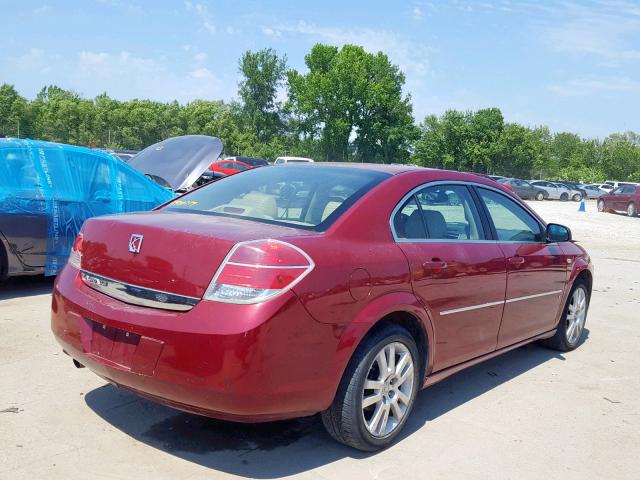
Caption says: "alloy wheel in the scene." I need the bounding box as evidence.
[598,200,605,212]
[361,342,415,438]
[628,203,637,217]
[566,287,587,345]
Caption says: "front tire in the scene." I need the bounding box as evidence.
[628,202,637,217]
[541,280,589,352]
[572,193,582,202]
[597,199,606,212]
[560,192,569,201]
[322,324,420,451]
[535,191,544,201]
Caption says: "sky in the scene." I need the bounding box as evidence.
[1,0,639,139]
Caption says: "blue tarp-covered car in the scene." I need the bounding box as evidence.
[0,138,175,278]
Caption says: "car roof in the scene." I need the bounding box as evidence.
[276,162,428,175]
[275,162,518,187]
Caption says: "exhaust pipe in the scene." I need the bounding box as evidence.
[73,359,85,369]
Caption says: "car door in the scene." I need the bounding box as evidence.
[609,187,626,211]
[475,187,568,348]
[393,183,507,370]
[618,186,634,211]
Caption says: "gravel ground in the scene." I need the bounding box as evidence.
[0,199,639,480]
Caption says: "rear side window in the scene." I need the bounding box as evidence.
[477,188,542,242]
[165,166,389,231]
[394,184,484,240]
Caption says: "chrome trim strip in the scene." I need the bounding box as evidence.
[80,270,199,312]
[440,300,505,316]
[505,290,563,304]
[226,261,309,269]
[440,289,564,316]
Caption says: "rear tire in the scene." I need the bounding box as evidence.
[322,324,420,451]
[597,199,606,212]
[628,202,637,217]
[560,193,569,201]
[541,280,589,352]
[572,193,582,202]
[535,191,544,201]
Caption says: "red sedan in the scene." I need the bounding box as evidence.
[597,184,639,217]
[209,156,269,176]
[51,164,593,451]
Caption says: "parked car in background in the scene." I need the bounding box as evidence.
[472,173,506,182]
[52,165,592,451]
[597,185,640,217]
[588,183,614,194]
[274,156,314,164]
[113,150,139,162]
[605,180,640,189]
[530,181,573,200]
[497,178,546,200]
[0,138,174,279]
[553,181,586,201]
[209,156,269,176]
[129,135,223,192]
[581,184,606,199]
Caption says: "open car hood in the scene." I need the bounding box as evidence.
[128,135,223,191]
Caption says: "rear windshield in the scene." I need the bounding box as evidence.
[164,165,390,230]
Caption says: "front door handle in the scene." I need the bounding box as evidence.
[508,256,525,265]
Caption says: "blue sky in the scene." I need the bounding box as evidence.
[1,0,639,138]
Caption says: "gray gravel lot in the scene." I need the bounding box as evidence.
[1,199,639,479]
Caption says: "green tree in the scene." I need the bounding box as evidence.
[287,44,416,162]
[238,48,287,142]
[0,84,29,137]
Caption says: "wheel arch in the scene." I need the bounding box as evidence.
[574,268,593,295]
[333,292,435,397]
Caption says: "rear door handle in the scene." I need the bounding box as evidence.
[423,260,448,270]
[508,256,525,265]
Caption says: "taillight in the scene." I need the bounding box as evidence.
[204,239,314,304]
[68,233,83,269]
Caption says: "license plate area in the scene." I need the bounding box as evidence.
[83,318,141,368]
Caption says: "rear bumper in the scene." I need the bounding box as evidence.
[51,265,342,422]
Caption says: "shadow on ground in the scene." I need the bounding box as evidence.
[0,275,54,301]
[85,334,587,478]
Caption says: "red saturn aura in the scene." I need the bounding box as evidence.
[52,164,593,451]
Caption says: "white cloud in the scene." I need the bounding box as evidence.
[412,6,424,20]
[184,1,215,34]
[73,50,228,102]
[261,27,282,37]
[540,2,640,63]
[33,5,50,14]
[275,21,434,79]
[193,52,208,63]
[15,48,53,74]
[550,76,640,96]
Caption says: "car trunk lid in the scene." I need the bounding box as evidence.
[80,211,317,299]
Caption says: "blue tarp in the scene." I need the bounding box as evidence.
[0,138,174,275]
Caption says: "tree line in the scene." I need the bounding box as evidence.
[1,44,639,182]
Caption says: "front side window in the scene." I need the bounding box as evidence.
[477,188,542,242]
[165,166,389,231]
[393,184,484,241]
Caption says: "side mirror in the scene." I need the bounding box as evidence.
[546,223,572,242]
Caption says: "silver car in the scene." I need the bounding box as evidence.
[530,181,579,201]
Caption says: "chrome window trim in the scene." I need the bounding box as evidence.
[80,270,200,312]
[440,289,563,316]
[389,180,546,243]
